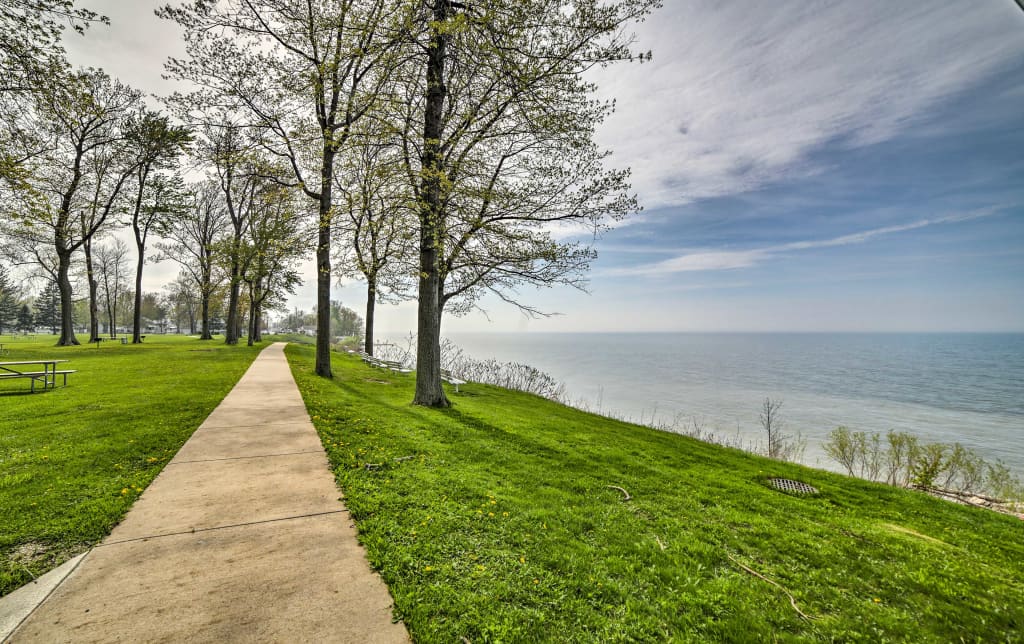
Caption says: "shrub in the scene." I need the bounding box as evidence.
[373,336,567,401]
[824,427,857,476]
[911,443,948,489]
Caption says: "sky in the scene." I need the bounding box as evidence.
[61,0,1024,333]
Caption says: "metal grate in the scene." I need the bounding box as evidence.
[768,478,819,495]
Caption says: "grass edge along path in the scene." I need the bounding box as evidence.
[287,344,1024,643]
[1,335,268,596]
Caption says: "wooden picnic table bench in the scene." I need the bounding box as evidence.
[0,359,75,392]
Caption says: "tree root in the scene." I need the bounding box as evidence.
[607,485,631,501]
[727,553,815,621]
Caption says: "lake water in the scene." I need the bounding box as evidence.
[432,333,1024,477]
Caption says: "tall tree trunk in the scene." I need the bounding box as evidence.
[253,298,262,342]
[56,252,79,346]
[105,282,116,338]
[84,238,100,343]
[225,255,241,345]
[132,239,144,344]
[200,291,211,340]
[314,151,334,377]
[246,288,256,347]
[364,280,376,355]
[413,2,450,407]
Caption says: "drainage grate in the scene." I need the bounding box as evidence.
[768,478,819,495]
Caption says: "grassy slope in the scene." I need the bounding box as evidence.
[0,334,266,595]
[288,345,1023,643]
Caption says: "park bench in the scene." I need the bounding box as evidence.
[441,369,467,393]
[0,359,76,392]
[358,352,465,389]
[359,352,412,373]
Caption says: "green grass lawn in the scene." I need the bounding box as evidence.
[287,344,1024,643]
[0,334,267,595]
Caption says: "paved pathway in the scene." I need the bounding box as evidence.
[7,343,408,643]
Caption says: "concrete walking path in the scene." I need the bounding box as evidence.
[6,343,408,643]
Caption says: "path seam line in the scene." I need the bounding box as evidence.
[98,510,346,547]
[169,449,322,465]
[196,421,313,430]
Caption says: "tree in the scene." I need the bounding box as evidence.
[758,397,803,462]
[405,0,658,406]
[94,239,131,336]
[139,292,168,333]
[0,1,106,96]
[16,303,34,333]
[240,182,306,346]
[34,280,61,334]
[335,133,416,355]
[0,264,19,333]
[329,300,364,340]
[80,138,136,343]
[1,68,142,345]
[157,180,229,340]
[760,397,783,459]
[166,273,199,334]
[1,2,107,193]
[160,0,403,377]
[125,111,191,343]
[181,121,263,345]
[280,308,316,334]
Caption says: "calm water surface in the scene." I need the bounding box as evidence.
[437,333,1024,476]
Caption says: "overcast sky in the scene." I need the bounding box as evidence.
[62,0,1024,333]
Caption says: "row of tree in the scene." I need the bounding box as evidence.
[1,0,659,407]
[1,262,206,338]
[2,260,364,341]
[0,267,60,334]
[1,2,310,348]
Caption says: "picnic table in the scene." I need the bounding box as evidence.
[0,359,75,392]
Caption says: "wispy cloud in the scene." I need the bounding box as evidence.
[612,209,1003,277]
[593,1,1024,209]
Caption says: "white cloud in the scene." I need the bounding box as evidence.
[614,208,1003,277]
[593,1,1024,209]
[621,249,768,275]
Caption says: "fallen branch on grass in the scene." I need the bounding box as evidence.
[606,485,631,501]
[727,553,815,621]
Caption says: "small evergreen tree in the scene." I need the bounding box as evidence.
[17,305,35,333]
[0,266,20,334]
[34,281,62,335]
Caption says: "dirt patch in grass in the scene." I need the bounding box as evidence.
[7,541,88,574]
[9,542,49,565]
